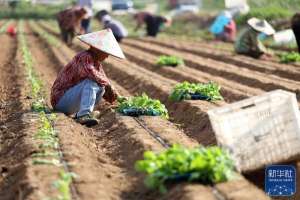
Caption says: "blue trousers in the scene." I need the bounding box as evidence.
[55,79,105,117]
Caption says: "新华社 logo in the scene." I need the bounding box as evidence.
[265,165,296,196]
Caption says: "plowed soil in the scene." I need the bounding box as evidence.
[4,18,300,200]
[36,20,300,200]
[30,21,268,200]
[32,21,271,199]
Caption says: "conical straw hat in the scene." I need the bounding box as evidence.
[77,29,125,59]
[247,17,275,36]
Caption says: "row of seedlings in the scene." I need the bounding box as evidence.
[155,55,224,102]
[135,55,234,193]
[131,37,300,82]
[18,20,77,200]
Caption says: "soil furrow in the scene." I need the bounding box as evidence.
[121,44,265,102]
[124,39,300,95]
[136,37,300,80]
[0,22,63,200]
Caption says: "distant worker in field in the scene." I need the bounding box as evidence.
[95,9,109,22]
[77,0,93,33]
[235,18,275,59]
[6,25,17,37]
[210,11,237,42]
[57,7,87,45]
[99,15,128,42]
[291,13,300,53]
[51,30,125,127]
[134,12,172,37]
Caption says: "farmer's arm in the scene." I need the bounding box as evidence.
[249,32,265,53]
[83,62,119,103]
[84,63,110,86]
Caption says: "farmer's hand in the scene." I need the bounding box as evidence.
[104,84,119,103]
[109,84,119,97]
[109,103,118,109]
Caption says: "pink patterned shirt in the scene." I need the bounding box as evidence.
[51,50,111,107]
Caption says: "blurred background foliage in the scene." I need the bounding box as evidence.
[0,0,298,47]
[0,0,298,20]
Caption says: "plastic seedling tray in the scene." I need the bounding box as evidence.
[121,108,160,117]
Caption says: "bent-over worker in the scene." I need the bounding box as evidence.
[57,7,87,45]
[235,17,275,59]
[77,0,93,33]
[211,11,237,42]
[134,12,171,37]
[51,29,125,127]
[100,15,128,42]
[291,13,300,53]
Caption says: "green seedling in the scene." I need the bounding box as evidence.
[169,81,223,102]
[53,171,78,200]
[35,112,57,136]
[279,52,300,63]
[135,144,235,193]
[32,99,47,112]
[18,20,46,112]
[38,141,59,150]
[32,158,61,166]
[156,55,184,67]
[34,111,59,151]
[32,151,59,158]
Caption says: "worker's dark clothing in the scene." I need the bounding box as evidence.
[57,7,86,45]
[144,15,166,37]
[81,18,91,33]
[292,13,300,53]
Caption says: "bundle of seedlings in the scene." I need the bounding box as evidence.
[279,51,300,63]
[116,94,169,119]
[169,81,223,102]
[135,145,236,193]
[156,55,184,67]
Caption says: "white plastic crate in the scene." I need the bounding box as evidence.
[208,90,300,172]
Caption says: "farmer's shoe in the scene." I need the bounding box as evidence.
[76,114,99,127]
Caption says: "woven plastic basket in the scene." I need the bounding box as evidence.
[208,90,300,172]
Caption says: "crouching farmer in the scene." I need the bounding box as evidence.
[51,29,125,127]
[235,18,275,59]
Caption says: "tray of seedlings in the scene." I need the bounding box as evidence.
[169,81,223,102]
[117,93,169,119]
